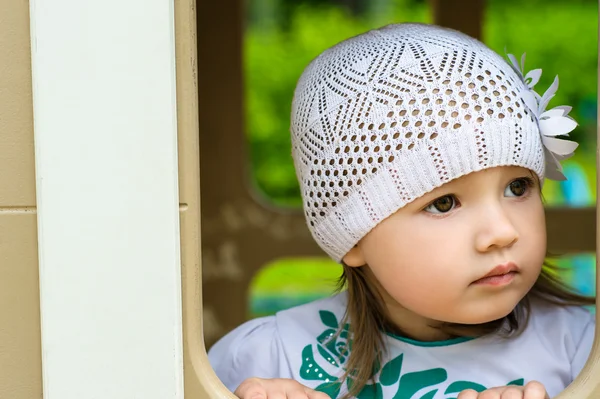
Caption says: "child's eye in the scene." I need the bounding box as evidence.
[424,195,457,214]
[504,177,533,197]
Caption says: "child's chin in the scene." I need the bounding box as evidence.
[453,304,518,325]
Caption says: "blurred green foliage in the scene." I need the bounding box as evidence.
[244,0,598,206]
[252,257,342,294]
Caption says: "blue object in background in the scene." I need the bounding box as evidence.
[571,254,596,297]
[560,163,593,207]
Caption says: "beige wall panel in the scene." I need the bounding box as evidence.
[0,0,36,207]
[0,0,42,398]
[0,213,42,399]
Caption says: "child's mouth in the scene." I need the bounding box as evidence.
[472,271,518,286]
[471,262,520,286]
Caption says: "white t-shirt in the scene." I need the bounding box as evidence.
[208,292,595,399]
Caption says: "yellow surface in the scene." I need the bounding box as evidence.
[0,0,42,398]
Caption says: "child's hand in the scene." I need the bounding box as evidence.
[234,378,331,399]
[457,381,549,399]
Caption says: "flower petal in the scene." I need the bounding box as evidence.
[544,148,568,181]
[544,147,563,170]
[507,53,522,75]
[554,105,573,115]
[540,108,567,119]
[521,91,539,116]
[538,76,559,113]
[555,152,575,161]
[524,69,542,88]
[546,167,568,181]
[541,136,578,155]
[539,116,578,137]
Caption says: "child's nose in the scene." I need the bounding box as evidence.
[474,206,520,252]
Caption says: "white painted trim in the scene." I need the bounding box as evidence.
[29,1,184,398]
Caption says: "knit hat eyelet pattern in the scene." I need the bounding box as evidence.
[290,23,545,261]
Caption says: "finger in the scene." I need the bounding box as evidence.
[234,378,268,399]
[304,386,331,399]
[456,389,481,399]
[265,390,287,399]
[498,386,525,399]
[267,380,296,399]
[287,387,312,399]
[478,389,504,399]
[523,381,549,399]
[476,386,511,399]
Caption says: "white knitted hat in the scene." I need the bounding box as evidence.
[290,23,578,261]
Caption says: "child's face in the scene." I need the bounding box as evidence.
[343,166,546,339]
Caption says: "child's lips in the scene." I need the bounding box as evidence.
[471,262,520,286]
[472,271,518,286]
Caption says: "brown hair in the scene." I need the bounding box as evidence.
[332,261,595,399]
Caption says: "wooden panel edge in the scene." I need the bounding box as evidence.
[175,0,238,397]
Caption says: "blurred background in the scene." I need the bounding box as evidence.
[198,0,598,346]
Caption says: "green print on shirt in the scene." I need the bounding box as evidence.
[299,310,525,399]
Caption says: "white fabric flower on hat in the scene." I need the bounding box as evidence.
[507,53,578,181]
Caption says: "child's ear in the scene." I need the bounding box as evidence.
[342,245,366,267]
